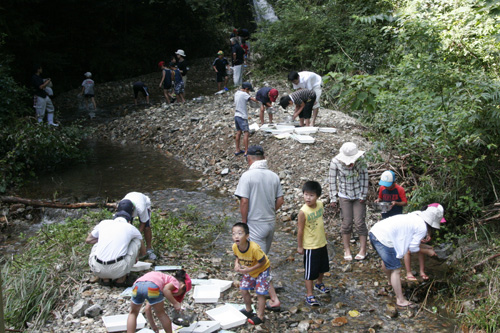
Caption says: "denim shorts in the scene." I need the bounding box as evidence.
[240,268,270,295]
[369,232,401,270]
[234,116,249,132]
[131,281,164,305]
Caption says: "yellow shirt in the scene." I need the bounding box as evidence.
[300,201,327,249]
[232,241,270,278]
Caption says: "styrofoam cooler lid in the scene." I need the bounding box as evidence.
[178,321,221,333]
[103,313,146,332]
[206,305,247,329]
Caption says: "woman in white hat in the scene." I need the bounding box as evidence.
[328,142,369,261]
[368,204,443,309]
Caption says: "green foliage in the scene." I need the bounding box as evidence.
[253,0,392,74]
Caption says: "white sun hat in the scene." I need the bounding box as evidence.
[175,49,186,57]
[416,204,445,229]
[84,72,92,77]
[335,142,365,165]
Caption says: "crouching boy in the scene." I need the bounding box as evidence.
[232,222,272,325]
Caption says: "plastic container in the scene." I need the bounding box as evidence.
[178,321,221,333]
[319,127,337,133]
[130,261,152,272]
[103,314,146,332]
[206,305,247,329]
[291,134,315,144]
[294,127,318,135]
[208,279,233,292]
[193,285,221,303]
[154,265,182,271]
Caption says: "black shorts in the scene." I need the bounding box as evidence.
[163,82,172,90]
[299,94,317,119]
[216,71,227,83]
[133,85,149,98]
[84,94,94,98]
[303,245,329,281]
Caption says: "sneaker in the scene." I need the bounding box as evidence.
[224,87,229,91]
[305,295,320,306]
[315,283,330,294]
[146,249,157,260]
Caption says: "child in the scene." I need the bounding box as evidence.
[158,61,173,104]
[234,82,257,156]
[80,72,97,110]
[212,50,229,91]
[127,269,191,333]
[279,89,316,127]
[375,170,408,220]
[297,181,330,306]
[170,62,185,103]
[232,222,273,325]
[133,81,149,105]
[255,87,279,125]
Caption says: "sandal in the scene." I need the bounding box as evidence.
[406,275,418,282]
[421,273,430,280]
[234,150,245,156]
[248,315,264,325]
[354,253,366,260]
[344,253,353,261]
[240,309,254,318]
[305,295,320,306]
[100,279,111,287]
[396,302,418,310]
[265,302,281,312]
[314,283,330,294]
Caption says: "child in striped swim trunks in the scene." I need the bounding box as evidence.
[127,269,191,333]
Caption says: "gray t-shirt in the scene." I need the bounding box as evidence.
[82,79,95,95]
[235,168,283,224]
[234,90,250,119]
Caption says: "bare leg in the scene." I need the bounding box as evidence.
[299,118,305,126]
[305,118,310,126]
[138,223,152,250]
[127,303,142,333]
[391,268,411,306]
[358,235,367,256]
[305,280,314,297]
[152,302,173,333]
[259,105,265,125]
[317,272,324,284]
[235,130,242,152]
[269,112,273,123]
[91,97,97,110]
[243,131,249,154]
[418,251,426,277]
[311,107,319,126]
[342,233,352,257]
[224,76,229,89]
[241,289,253,312]
[381,261,391,286]
[256,294,266,320]
[404,251,415,278]
[267,282,280,307]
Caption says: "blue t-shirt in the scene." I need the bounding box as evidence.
[256,87,272,105]
[378,184,407,219]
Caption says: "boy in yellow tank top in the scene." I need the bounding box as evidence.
[297,181,330,306]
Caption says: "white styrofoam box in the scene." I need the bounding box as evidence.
[103,313,146,332]
[259,124,277,132]
[319,127,337,133]
[191,279,212,286]
[274,133,291,140]
[178,321,221,333]
[119,286,133,298]
[154,265,182,271]
[193,285,221,303]
[291,134,315,144]
[294,126,318,134]
[249,123,260,132]
[276,124,296,131]
[137,329,155,333]
[130,261,152,272]
[206,305,247,329]
[208,279,233,292]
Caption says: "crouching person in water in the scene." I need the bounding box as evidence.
[86,211,146,287]
[127,269,192,333]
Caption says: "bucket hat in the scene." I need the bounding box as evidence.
[416,204,445,229]
[335,142,365,165]
[175,49,186,57]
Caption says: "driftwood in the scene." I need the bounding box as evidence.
[0,196,116,209]
[472,253,500,273]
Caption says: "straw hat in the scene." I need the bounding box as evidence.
[335,142,365,165]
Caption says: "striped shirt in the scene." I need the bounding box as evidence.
[328,157,368,202]
[290,89,316,105]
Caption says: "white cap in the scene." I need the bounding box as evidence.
[379,170,395,187]
[84,72,92,77]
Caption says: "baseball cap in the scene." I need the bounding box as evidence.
[217,50,224,55]
[247,145,264,156]
[173,273,192,302]
[116,199,134,217]
[114,211,132,222]
[242,82,254,91]
[379,170,396,187]
[158,61,165,68]
[84,72,92,78]
[269,88,278,102]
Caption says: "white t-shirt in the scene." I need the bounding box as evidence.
[234,90,250,119]
[292,71,322,90]
[369,212,427,259]
[81,79,95,95]
[91,217,142,261]
[123,192,151,223]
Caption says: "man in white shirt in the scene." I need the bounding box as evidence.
[86,211,146,286]
[288,71,323,126]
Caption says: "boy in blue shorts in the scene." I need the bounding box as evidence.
[234,82,257,156]
[297,181,330,306]
[232,222,276,325]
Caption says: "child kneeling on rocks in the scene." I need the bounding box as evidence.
[232,222,275,325]
[127,269,191,333]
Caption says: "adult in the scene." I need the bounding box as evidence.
[133,81,149,105]
[288,71,323,126]
[117,192,157,260]
[32,65,58,126]
[235,145,283,309]
[328,142,369,261]
[230,37,245,87]
[255,87,278,125]
[369,204,444,308]
[86,211,146,286]
[175,49,188,87]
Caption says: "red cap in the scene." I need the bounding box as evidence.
[269,88,278,102]
[158,61,165,68]
[173,273,192,302]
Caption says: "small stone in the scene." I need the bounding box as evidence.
[84,304,102,318]
[297,319,310,331]
[72,299,90,317]
[221,168,229,175]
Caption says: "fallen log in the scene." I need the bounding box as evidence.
[0,196,117,209]
[472,253,500,273]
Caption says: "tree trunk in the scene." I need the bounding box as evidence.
[0,196,116,209]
